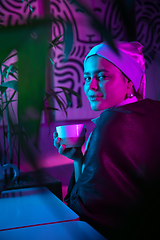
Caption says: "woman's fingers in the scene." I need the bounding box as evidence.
[55,137,61,148]
[59,144,66,154]
[59,145,77,159]
[53,131,82,160]
[53,132,58,139]
[53,132,67,154]
[53,132,61,149]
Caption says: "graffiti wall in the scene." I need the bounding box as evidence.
[0,0,160,120]
[0,0,40,25]
[50,0,160,120]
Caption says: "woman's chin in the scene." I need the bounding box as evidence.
[90,102,111,111]
[90,103,103,111]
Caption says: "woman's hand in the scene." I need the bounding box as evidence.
[53,132,83,161]
[53,131,85,182]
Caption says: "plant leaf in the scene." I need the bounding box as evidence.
[3,52,18,63]
[1,64,18,81]
[22,0,33,13]
[0,80,18,92]
[1,65,8,83]
[0,25,26,66]
[5,64,13,80]
[59,89,72,108]
[17,19,51,142]
[114,0,136,41]
[0,85,7,93]
[51,90,67,111]
[48,56,55,67]
[48,34,63,48]
[7,72,18,81]
[2,90,17,111]
[56,86,81,107]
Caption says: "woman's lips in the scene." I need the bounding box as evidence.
[89,94,103,101]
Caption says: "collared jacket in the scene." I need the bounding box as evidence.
[65,99,160,240]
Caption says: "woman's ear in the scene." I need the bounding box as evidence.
[125,77,134,90]
[127,80,134,90]
[124,77,134,99]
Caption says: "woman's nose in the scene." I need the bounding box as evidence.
[89,76,98,91]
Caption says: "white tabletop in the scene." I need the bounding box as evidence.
[0,221,107,240]
[0,187,79,231]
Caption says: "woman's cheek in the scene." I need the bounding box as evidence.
[84,84,88,97]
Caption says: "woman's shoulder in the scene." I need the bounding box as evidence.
[114,98,160,115]
[96,98,160,130]
[125,98,160,115]
[136,98,160,106]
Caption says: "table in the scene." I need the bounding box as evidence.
[5,169,62,200]
[0,187,79,231]
[0,221,107,240]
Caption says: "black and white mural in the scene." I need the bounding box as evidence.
[1,0,160,120]
[0,0,39,25]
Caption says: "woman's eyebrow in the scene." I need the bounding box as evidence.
[83,69,109,75]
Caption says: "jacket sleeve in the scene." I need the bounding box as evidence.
[64,170,75,206]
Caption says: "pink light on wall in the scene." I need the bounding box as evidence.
[37,0,50,17]
[37,0,44,17]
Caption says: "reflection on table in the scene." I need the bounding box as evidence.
[0,221,107,240]
[0,187,79,231]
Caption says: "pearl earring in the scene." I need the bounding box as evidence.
[129,92,134,98]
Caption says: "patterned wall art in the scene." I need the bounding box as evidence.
[0,0,160,120]
[50,0,160,120]
[50,0,105,120]
[0,0,40,26]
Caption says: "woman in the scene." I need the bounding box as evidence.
[54,41,160,240]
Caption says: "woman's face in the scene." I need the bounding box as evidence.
[84,55,131,111]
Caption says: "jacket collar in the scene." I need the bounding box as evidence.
[91,96,138,125]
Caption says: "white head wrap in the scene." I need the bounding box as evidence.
[84,41,146,99]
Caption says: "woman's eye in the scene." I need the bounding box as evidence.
[84,76,91,82]
[98,75,108,81]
